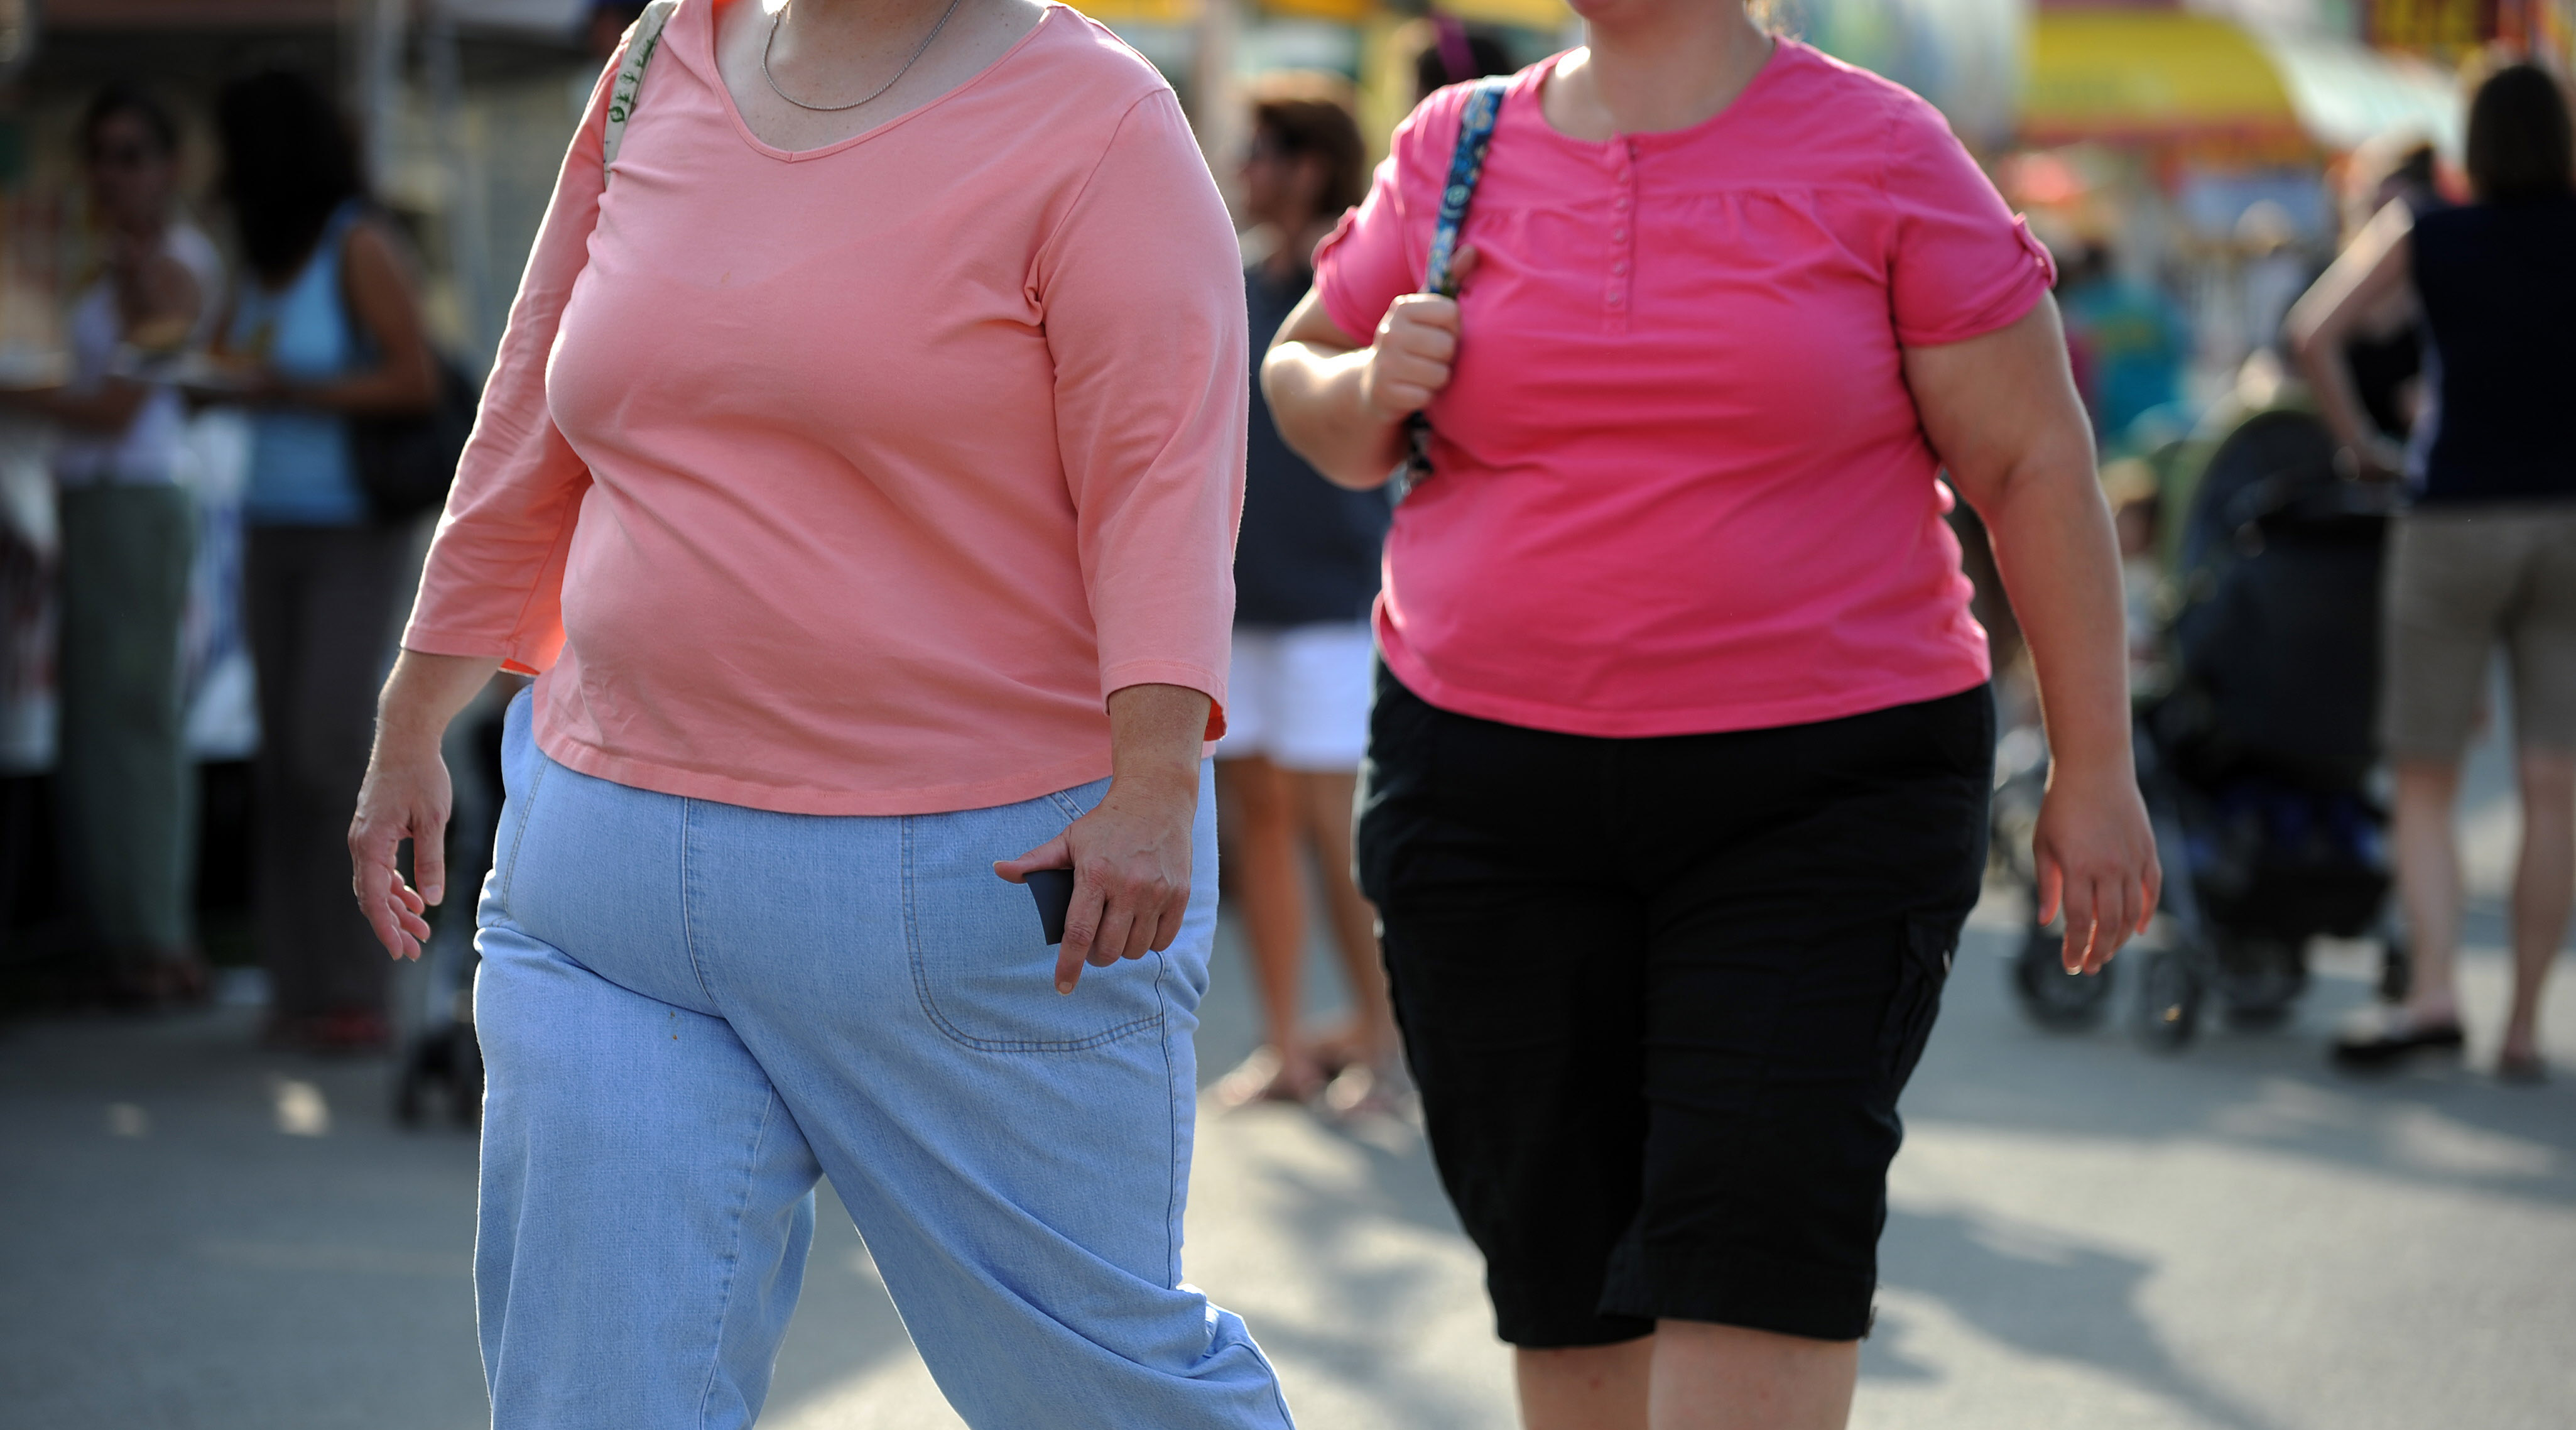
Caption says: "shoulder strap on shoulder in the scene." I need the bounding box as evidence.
[1421,77,1508,298]
[602,0,683,175]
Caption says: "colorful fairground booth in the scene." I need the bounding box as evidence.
[2007,1,2488,423]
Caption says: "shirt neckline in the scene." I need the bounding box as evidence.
[1519,36,1796,153]
[697,0,1061,163]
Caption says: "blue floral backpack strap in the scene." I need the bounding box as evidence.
[601,0,682,178]
[1398,75,1509,496]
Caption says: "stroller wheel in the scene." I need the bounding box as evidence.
[2215,935,2307,1030]
[2133,947,2202,1051]
[2011,921,2115,1029]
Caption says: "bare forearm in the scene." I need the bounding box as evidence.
[2290,326,2384,462]
[1106,682,1211,800]
[1984,462,2134,777]
[16,381,149,433]
[1261,343,1406,490]
[290,358,438,418]
[378,649,504,755]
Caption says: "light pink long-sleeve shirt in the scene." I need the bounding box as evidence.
[405,1,1246,815]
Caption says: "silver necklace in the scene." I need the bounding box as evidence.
[762,0,967,114]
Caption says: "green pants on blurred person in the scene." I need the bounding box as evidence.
[55,484,198,991]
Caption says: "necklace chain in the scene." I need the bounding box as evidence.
[761,0,968,114]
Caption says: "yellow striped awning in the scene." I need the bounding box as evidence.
[2021,10,2305,146]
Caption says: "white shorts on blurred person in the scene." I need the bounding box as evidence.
[1215,621,1376,772]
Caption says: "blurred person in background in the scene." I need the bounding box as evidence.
[346,1,1289,1424]
[2290,63,2576,1084]
[1214,75,1398,1111]
[2,85,224,1005]
[1412,15,1514,104]
[2331,136,2443,449]
[2055,238,2188,452]
[211,70,438,1051]
[1263,0,2158,1422]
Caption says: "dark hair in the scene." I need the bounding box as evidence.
[215,70,366,283]
[1413,19,1512,104]
[82,82,179,161]
[2465,63,2573,203]
[1249,75,1367,219]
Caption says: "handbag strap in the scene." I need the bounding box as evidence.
[1401,76,1509,488]
[602,0,683,175]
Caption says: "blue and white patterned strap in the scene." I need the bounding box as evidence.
[1402,77,1509,489]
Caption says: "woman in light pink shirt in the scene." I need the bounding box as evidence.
[1265,1,2157,1425]
[342,3,1293,1426]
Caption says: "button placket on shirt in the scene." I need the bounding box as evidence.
[1606,140,1637,332]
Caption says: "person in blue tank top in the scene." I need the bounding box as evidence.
[2291,63,2576,1084]
[207,70,439,1052]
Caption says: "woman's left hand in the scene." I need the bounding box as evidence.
[2031,760,2161,975]
[996,771,1197,994]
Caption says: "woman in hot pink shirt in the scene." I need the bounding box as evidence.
[1266,1,2157,1425]
[342,3,1292,1426]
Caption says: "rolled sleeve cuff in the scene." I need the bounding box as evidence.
[1101,657,1229,741]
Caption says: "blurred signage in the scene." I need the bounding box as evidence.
[2367,0,2494,49]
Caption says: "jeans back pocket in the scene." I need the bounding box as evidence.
[903,780,1167,1054]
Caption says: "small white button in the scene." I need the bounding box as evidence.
[1611,260,1628,275]
[1613,229,1628,242]
[1614,195,1631,210]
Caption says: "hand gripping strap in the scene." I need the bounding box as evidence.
[602,0,682,175]
[1401,76,1508,491]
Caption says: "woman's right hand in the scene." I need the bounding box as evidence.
[350,733,449,961]
[347,650,504,960]
[1359,246,1478,421]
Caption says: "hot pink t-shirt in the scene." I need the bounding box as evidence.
[405,3,1245,814]
[1316,41,2055,738]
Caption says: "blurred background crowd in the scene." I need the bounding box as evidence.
[0,0,2568,1063]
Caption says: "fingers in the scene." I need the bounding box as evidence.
[1088,900,1137,969]
[2138,854,2164,936]
[1056,879,1107,993]
[1449,243,1481,287]
[994,834,1070,885]
[2058,873,2096,975]
[415,811,449,907]
[2033,859,2063,931]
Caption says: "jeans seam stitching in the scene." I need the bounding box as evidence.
[494,755,550,912]
[679,799,717,1006]
[1154,947,1179,1287]
[695,1089,778,1428]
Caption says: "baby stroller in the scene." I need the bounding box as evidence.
[1999,407,2409,1047]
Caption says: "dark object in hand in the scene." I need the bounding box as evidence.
[1024,867,1075,946]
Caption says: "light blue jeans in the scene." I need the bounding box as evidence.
[472,691,1291,1429]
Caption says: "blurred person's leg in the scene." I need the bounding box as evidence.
[54,485,198,997]
[1212,628,1325,1104]
[2506,751,2572,1066]
[247,525,405,1046]
[2391,760,2467,1028]
[2367,511,2513,1047]
[2501,509,2576,1072]
[1215,753,1325,1102]
[1295,768,1397,1074]
[1271,621,1394,1080]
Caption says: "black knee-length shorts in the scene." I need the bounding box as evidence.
[1356,665,1992,1346]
